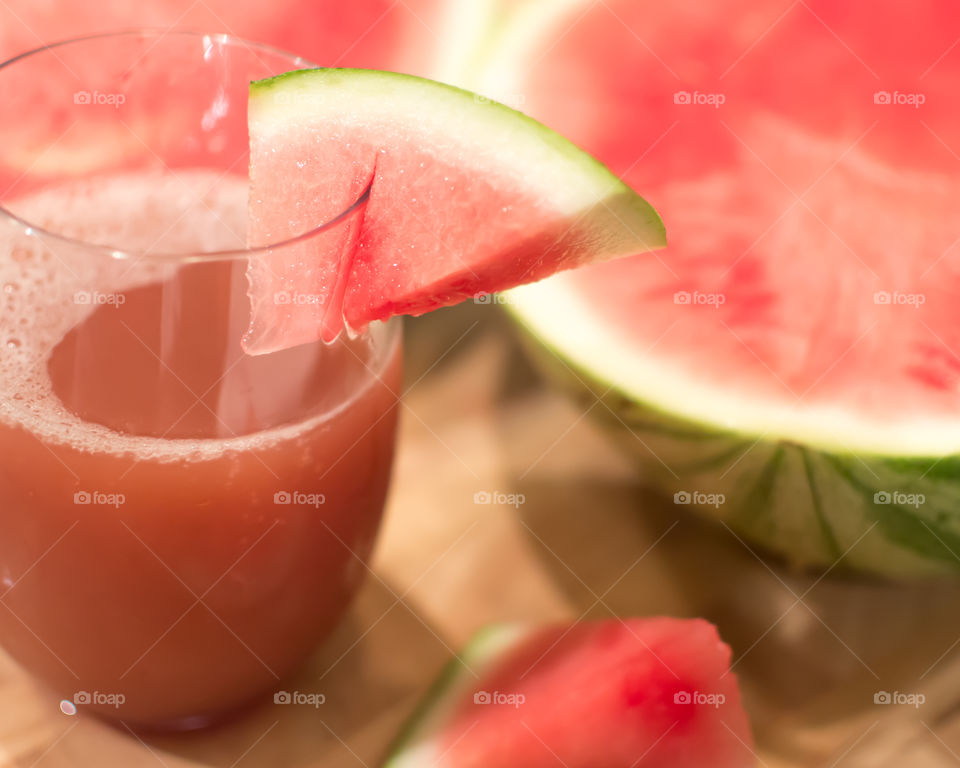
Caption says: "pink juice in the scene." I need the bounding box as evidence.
[0,172,402,725]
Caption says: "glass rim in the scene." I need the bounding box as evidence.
[0,29,367,263]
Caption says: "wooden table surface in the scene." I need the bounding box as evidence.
[2,304,960,767]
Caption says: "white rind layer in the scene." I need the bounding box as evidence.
[507,273,960,458]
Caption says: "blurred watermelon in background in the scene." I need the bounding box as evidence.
[480,0,960,578]
[0,0,467,74]
[0,1,509,198]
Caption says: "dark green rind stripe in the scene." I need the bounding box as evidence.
[800,447,842,562]
[735,447,785,529]
[822,455,960,567]
[383,625,522,767]
[381,653,465,766]
[877,455,960,483]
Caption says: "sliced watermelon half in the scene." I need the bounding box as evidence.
[470,0,960,579]
[385,618,754,768]
[243,68,665,353]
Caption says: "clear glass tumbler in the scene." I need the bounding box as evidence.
[0,31,402,728]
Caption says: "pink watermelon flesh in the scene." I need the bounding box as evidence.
[417,618,753,768]
[519,0,960,422]
[244,134,569,352]
[246,135,564,351]
[243,71,662,354]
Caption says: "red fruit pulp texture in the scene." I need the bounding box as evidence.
[435,619,754,768]
[245,127,596,352]
[520,1,960,421]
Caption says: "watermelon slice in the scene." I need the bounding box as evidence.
[385,618,754,768]
[475,0,960,578]
[243,69,665,353]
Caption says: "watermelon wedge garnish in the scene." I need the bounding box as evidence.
[385,619,754,768]
[243,68,665,353]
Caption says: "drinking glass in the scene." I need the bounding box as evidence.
[0,31,402,728]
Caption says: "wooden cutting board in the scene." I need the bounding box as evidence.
[2,304,959,767]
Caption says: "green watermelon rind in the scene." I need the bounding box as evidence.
[249,68,666,258]
[504,287,960,580]
[383,624,531,768]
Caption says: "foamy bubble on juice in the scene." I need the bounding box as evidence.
[0,171,384,462]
